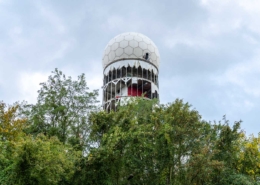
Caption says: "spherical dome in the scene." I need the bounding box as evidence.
[102,32,160,69]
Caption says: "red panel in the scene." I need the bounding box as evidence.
[128,87,147,97]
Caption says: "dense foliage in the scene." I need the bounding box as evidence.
[0,69,259,185]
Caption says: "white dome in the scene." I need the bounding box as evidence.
[102,32,160,69]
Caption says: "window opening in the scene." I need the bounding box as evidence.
[144,52,149,60]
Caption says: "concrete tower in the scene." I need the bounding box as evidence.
[102,32,160,111]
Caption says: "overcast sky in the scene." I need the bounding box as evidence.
[1,0,260,135]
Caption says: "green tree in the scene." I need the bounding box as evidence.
[0,134,79,185]
[83,99,217,185]
[209,119,243,184]
[83,99,158,184]
[0,101,79,185]
[25,68,99,148]
[83,98,257,185]
[154,100,207,184]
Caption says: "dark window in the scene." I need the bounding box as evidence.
[144,53,149,60]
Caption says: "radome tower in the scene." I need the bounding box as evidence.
[102,32,160,111]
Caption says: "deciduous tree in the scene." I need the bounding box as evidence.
[25,69,99,148]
